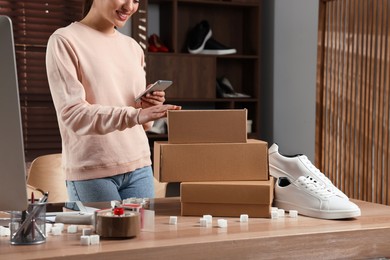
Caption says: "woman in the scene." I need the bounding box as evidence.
[45,0,180,202]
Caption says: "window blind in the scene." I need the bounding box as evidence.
[0,0,83,161]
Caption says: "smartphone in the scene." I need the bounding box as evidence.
[134,80,173,102]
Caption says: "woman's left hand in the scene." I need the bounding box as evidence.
[140,90,165,108]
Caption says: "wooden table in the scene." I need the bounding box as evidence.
[1,198,390,259]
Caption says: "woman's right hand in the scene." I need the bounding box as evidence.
[137,104,181,125]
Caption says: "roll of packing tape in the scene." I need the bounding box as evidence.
[95,211,140,238]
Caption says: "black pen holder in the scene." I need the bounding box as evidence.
[10,202,46,245]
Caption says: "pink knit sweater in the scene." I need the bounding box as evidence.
[46,22,152,181]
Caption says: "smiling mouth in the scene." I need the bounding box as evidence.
[116,11,129,21]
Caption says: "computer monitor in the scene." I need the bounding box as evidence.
[0,15,28,211]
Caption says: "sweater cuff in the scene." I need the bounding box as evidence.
[136,108,142,125]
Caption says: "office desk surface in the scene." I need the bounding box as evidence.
[1,198,390,260]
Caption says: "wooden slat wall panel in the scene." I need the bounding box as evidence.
[316,0,390,205]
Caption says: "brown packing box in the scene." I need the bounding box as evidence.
[153,139,269,182]
[180,178,274,218]
[167,109,247,144]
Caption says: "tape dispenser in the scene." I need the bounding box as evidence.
[95,198,149,238]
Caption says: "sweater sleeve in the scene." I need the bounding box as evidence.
[46,34,140,135]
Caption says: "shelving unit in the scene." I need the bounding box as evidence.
[132,0,262,141]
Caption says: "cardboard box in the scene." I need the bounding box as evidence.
[180,178,274,218]
[153,139,269,182]
[167,109,247,144]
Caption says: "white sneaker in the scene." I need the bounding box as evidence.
[269,143,348,200]
[274,176,361,219]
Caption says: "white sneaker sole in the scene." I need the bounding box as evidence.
[274,199,361,220]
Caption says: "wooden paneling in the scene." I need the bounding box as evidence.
[316,0,390,205]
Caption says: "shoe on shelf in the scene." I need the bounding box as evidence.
[274,176,361,219]
[268,143,349,200]
[187,20,212,54]
[148,34,169,53]
[216,77,250,98]
[200,37,236,55]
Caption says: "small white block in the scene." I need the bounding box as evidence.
[90,234,100,245]
[169,216,178,225]
[199,218,208,227]
[0,226,10,237]
[217,219,228,228]
[45,223,53,232]
[240,214,249,223]
[271,207,278,212]
[51,226,62,236]
[289,210,298,218]
[203,215,213,224]
[111,200,121,208]
[54,223,64,232]
[80,235,90,246]
[277,209,285,217]
[45,223,52,236]
[67,225,78,233]
[82,228,92,236]
[0,226,5,236]
[271,210,279,219]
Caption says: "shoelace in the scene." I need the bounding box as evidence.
[300,156,335,187]
[297,176,334,199]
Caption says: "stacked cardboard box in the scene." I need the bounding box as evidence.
[153,109,273,218]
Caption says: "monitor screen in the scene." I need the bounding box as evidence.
[0,15,28,211]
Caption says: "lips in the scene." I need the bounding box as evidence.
[116,11,129,21]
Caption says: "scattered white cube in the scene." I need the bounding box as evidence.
[240,214,249,223]
[203,215,213,224]
[51,226,62,236]
[217,219,228,228]
[271,207,278,212]
[82,228,92,236]
[199,218,208,227]
[169,216,178,225]
[271,210,279,219]
[289,210,298,218]
[111,200,121,209]
[67,225,78,233]
[45,223,53,232]
[80,235,90,246]
[0,226,10,237]
[54,223,64,232]
[90,234,100,245]
[45,223,52,236]
[277,209,285,217]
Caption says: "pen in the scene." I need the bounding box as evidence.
[31,192,35,240]
[39,192,49,203]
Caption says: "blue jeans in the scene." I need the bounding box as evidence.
[66,166,155,202]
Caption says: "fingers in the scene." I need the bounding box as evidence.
[141,91,166,105]
[150,104,181,116]
[138,104,181,124]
